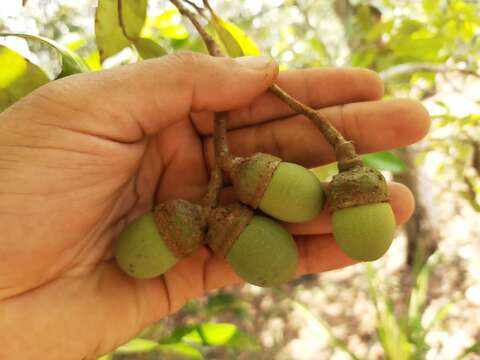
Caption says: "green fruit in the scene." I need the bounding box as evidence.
[232,153,324,223]
[227,215,298,287]
[115,212,178,278]
[259,162,324,222]
[206,203,298,287]
[332,202,395,261]
[115,200,204,279]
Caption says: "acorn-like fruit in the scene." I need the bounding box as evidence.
[115,199,204,278]
[207,203,298,287]
[328,166,396,261]
[231,153,324,223]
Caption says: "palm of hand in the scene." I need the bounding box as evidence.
[0,56,428,360]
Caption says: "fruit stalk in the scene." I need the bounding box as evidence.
[268,84,362,172]
[213,111,242,173]
[171,0,361,171]
[168,0,396,266]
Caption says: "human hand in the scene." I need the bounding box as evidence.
[0,53,429,359]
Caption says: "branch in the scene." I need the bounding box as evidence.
[170,0,361,171]
[118,0,133,41]
[183,0,208,19]
[269,84,362,171]
[170,0,223,57]
[200,166,222,222]
[214,112,241,172]
[380,62,480,82]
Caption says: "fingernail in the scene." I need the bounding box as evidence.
[234,56,274,70]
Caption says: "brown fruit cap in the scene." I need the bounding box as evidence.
[231,153,281,208]
[327,166,389,212]
[154,199,205,258]
[206,203,254,258]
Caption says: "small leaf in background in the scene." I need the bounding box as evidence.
[209,17,260,57]
[312,162,338,181]
[423,0,440,15]
[96,355,112,360]
[119,0,147,39]
[84,50,102,70]
[0,45,49,112]
[217,19,260,56]
[197,323,237,345]
[206,291,249,318]
[211,20,243,57]
[158,342,204,359]
[0,33,89,78]
[95,0,130,61]
[114,338,159,354]
[133,37,167,59]
[362,151,406,173]
[180,322,259,350]
[152,8,189,40]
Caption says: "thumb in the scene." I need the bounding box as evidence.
[17,52,278,142]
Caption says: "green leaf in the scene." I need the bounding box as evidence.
[213,21,243,57]
[206,291,249,318]
[133,37,167,59]
[158,342,204,359]
[96,355,112,360]
[171,322,259,351]
[0,45,49,112]
[183,323,238,346]
[350,48,377,67]
[153,8,189,40]
[312,162,338,181]
[423,0,440,15]
[366,264,412,360]
[119,0,147,39]
[211,18,260,57]
[362,151,406,173]
[0,33,89,78]
[198,323,240,346]
[95,0,130,61]
[95,0,148,62]
[114,338,159,354]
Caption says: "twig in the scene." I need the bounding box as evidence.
[170,0,362,171]
[202,0,217,19]
[117,0,134,41]
[380,62,480,82]
[170,0,223,57]
[183,0,208,19]
[213,112,242,172]
[269,84,362,171]
[200,166,222,222]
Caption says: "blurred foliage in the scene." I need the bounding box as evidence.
[1,0,479,359]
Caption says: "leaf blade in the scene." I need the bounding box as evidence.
[133,37,167,59]
[0,33,90,78]
[0,45,49,112]
[95,0,130,61]
[362,151,406,173]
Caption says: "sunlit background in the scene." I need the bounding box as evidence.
[1,0,479,359]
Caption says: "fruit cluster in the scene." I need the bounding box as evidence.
[115,147,395,287]
[114,0,396,288]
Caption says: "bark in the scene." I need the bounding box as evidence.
[394,148,439,267]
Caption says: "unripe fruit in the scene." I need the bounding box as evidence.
[207,203,298,287]
[328,166,395,261]
[115,213,177,278]
[231,153,324,223]
[115,200,204,278]
[332,203,395,261]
